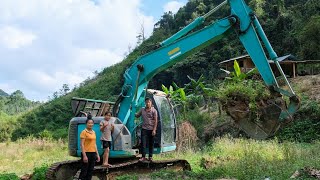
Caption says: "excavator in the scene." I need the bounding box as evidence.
[46,0,300,179]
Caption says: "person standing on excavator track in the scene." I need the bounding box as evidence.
[135,97,158,162]
[79,114,100,180]
[100,112,114,167]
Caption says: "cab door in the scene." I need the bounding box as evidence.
[151,95,177,153]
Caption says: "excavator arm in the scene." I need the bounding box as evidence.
[116,0,300,137]
[117,16,235,132]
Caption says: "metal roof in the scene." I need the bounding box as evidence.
[218,54,249,64]
[218,54,305,65]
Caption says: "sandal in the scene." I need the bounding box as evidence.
[102,164,112,168]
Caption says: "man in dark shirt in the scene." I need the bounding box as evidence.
[135,97,158,162]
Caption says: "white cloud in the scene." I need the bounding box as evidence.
[0,26,37,49]
[0,83,15,95]
[71,48,122,70]
[0,0,156,101]
[24,69,84,92]
[163,1,185,14]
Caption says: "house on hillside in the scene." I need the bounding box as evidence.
[218,54,320,78]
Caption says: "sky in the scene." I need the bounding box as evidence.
[0,0,187,101]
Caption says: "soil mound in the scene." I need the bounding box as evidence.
[177,121,198,151]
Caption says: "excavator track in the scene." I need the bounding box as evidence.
[46,160,82,180]
[46,158,191,180]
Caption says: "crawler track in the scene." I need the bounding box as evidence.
[46,158,191,180]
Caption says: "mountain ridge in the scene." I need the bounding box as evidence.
[0,89,9,97]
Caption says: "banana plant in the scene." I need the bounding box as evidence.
[223,60,258,82]
[162,83,190,119]
[185,75,214,95]
[161,83,187,107]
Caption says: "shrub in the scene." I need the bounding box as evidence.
[32,165,48,180]
[0,112,18,142]
[38,130,53,140]
[52,128,68,140]
[0,173,19,180]
[277,98,320,142]
[217,80,271,111]
[116,174,138,180]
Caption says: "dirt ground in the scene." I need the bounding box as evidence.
[290,74,320,102]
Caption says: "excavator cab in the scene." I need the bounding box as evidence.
[140,89,177,153]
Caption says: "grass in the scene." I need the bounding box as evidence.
[0,137,77,177]
[118,137,320,180]
[1,137,319,179]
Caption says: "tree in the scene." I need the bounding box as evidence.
[298,15,320,59]
[59,84,70,96]
[62,84,70,95]
[249,0,266,17]
[136,21,146,45]
[52,91,59,99]
[0,97,5,110]
[10,90,25,99]
[154,12,175,33]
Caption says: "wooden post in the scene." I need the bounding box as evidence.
[293,62,296,78]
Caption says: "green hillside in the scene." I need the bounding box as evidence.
[0,90,41,115]
[0,90,42,141]
[8,0,320,141]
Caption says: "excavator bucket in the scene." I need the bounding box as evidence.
[235,103,282,139]
[223,96,288,139]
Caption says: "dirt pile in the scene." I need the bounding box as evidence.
[203,115,245,142]
[177,121,198,151]
[290,167,320,179]
[291,74,320,102]
[20,174,32,180]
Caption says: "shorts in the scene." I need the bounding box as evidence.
[101,140,111,149]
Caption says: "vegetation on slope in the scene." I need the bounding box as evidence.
[0,90,41,115]
[0,89,9,97]
[0,90,41,141]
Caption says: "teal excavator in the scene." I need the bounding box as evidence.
[46,0,300,179]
